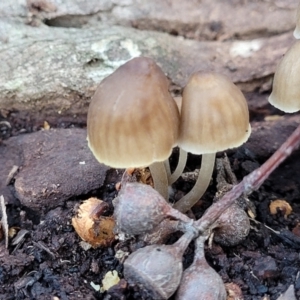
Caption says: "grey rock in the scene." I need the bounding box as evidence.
[277,285,296,300]
[6,128,109,212]
[0,138,22,189]
[245,115,300,159]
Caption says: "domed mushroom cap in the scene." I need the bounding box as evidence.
[268,41,300,113]
[294,3,300,39]
[87,57,179,168]
[178,71,251,154]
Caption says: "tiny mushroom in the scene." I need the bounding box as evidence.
[268,41,300,113]
[87,57,179,199]
[174,71,251,212]
[294,3,300,39]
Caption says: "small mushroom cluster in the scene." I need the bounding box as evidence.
[86,55,253,299]
[81,6,300,298]
[87,56,251,214]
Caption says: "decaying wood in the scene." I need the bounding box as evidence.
[0,0,297,118]
[1,0,297,41]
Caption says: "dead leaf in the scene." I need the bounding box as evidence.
[133,168,154,187]
[292,223,300,237]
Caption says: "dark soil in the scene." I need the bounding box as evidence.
[1,107,300,300]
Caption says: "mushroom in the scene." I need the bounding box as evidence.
[294,3,300,39]
[268,41,300,113]
[87,57,179,199]
[174,71,251,212]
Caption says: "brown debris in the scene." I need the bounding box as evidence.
[269,199,292,218]
[72,198,115,248]
[225,282,243,300]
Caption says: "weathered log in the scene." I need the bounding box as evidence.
[0,16,294,117]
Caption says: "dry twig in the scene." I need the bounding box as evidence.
[196,124,300,234]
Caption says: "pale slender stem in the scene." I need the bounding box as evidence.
[196,123,300,234]
[169,148,188,185]
[164,159,171,178]
[173,153,216,213]
[149,161,169,201]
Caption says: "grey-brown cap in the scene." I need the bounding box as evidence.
[87,57,179,168]
[294,3,300,39]
[178,71,251,154]
[269,41,300,113]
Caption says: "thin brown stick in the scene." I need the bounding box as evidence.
[196,123,300,234]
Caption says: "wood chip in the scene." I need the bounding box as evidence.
[12,229,29,246]
[269,200,292,218]
[5,165,19,186]
[0,195,9,248]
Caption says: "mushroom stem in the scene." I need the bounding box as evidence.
[173,153,216,213]
[168,148,188,185]
[164,159,172,178]
[149,162,169,200]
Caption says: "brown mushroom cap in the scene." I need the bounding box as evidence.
[87,57,179,168]
[294,3,300,39]
[268,41,300,113]
[178,71,251,154]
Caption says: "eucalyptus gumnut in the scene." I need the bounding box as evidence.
[175,236,226,300]
[113,182,192,236]
[213,204,250,246]
[124,231,195,300]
